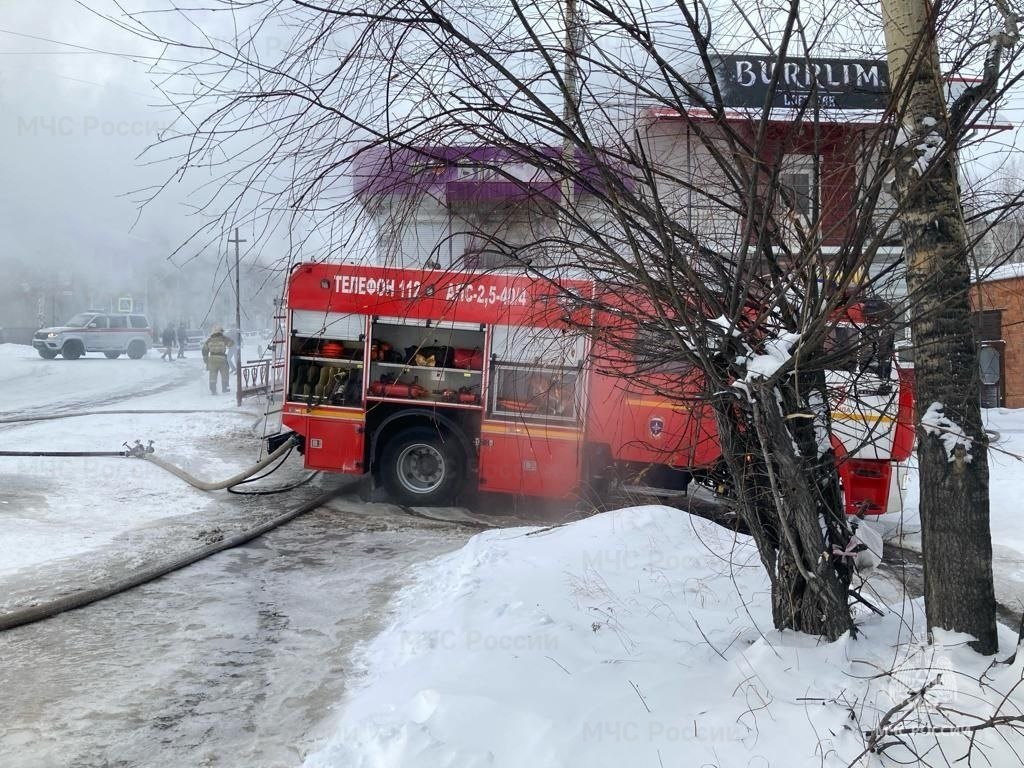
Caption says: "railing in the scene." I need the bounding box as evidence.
[240,359,271,399]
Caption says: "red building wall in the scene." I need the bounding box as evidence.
[971,274,1024,408]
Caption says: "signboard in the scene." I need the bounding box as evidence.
[714,54,889,110]
[117,297,133,313]
[287,263,593,329]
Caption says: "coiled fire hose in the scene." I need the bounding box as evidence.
[0,435,357,632]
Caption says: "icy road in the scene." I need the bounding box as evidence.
[0,344,495,767]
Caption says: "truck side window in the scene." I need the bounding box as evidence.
[491,364,579,421]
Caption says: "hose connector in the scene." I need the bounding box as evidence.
[124,440,155,458]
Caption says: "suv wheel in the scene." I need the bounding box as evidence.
[61,341,84,360]
[104,352,121,359]
[37,348,57,360]
[127,340,146,360]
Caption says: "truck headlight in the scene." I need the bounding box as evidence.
[47,333,58,338]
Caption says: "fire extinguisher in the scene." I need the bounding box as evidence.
[369,376,427,398]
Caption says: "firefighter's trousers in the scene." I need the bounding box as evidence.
[207,355,230,393]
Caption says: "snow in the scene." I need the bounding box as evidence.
[732,332,800,399]
[920,401,974,462]
[0,342,285,607]
[913,132,943,175]
[305,506,1024,767]
[881,407,1024,612]
[0,342,183,417]
[973,260,1024,284]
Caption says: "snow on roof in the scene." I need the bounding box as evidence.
[973,261,1024,284]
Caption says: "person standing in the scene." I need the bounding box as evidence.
[202,326,234,394]
[160,323,175,362]
[226,327,243,373]
[176,322,188,359]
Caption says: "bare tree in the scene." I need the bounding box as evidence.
[97,0,1023,642]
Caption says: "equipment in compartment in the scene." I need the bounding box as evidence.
[290,360,362,406]
[437,385,481,405]
[369,373,428,399]
[490,364,578,419]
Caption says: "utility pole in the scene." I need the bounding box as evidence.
[879,0,1014,654]
[228,228,246,408]
[559,0,582,268]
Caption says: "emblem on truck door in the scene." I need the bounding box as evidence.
[649,417,664,438]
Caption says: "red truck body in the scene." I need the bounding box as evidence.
[281,263,912,512]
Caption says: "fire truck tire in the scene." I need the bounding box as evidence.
[61,341,84,360]
[380,427,465,506]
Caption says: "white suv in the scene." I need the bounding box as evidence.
[32,312,153,360]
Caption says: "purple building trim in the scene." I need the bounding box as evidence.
[352,144,621,205]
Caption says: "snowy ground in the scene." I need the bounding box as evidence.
[0,342,282,605]
[878,407,1024,614]
[305,507,1024,768]
[6,338,1024,767]
[0,343,486,767]
[298,407,1024,767]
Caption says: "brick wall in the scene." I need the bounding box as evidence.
[971,276,1024,408]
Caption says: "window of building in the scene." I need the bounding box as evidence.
[778,155,817,218]
[971,309,1003,341]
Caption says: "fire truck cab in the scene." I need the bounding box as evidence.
[280,263,912,512]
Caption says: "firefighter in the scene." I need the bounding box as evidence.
[202,326,234,394]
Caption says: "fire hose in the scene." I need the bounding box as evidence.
[0,408,263,425]
[0,435,297,482]
[0,481,354,633]
[0,435,355,632]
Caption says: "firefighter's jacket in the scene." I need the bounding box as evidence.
[202,332,234,361]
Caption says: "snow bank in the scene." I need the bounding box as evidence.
[306,507,1024,767]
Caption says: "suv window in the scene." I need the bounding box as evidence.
[66,313,96,327]
[130,315,148,329]
[108,315,128,329]
[87,316,108,329]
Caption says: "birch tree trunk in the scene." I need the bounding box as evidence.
[881,0,997,654]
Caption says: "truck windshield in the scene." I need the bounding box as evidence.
[64,313,95,328]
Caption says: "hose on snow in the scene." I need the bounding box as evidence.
[139,435,299,491]
[0,408,262,426]
[0,479,356,633]
[0,449,135,457]
[0,435,300,485]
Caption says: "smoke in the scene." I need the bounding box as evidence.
[0,2,284,334]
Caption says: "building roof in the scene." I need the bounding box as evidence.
[974,261,1024,284]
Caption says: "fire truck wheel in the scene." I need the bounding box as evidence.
[381,428,464,506]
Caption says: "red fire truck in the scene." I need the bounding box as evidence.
[279,263,914,511]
